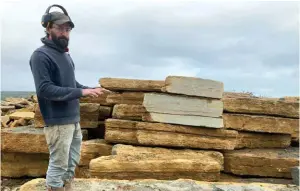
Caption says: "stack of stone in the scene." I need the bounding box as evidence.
[86,75,299,183]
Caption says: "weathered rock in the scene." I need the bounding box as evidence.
[99,77,164,92]
[223,113,298,135]
[5,97,30,105]
[162,76,224,99]
[112,104,147,120]
[1,105,15,112]
[9,111,35,120]
[223,92,255,98]
[75,167,91,178]
[143,112,223,128]
[90,144,223,181]
[79,139,112,166]
[9,118,28,127]
[105,119,237,150]
[19,178,300,191]
[236,132,291,149]
[223,97,299,118]
[224,147,299,178]
[143,93,223,117]
[1,126,48,153]
[1,152,48,177]
[107,92,145,105]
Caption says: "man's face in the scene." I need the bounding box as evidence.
[48,23,72,49]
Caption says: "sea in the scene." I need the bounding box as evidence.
[1,91,36,101]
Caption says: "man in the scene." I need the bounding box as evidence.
[29,6,108,191]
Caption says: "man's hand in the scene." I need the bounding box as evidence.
[82,88,111,97]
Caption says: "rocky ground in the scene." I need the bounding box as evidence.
[1,178,34,191]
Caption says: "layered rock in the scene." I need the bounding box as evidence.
[106,92,145,105]
[89,144,223,181]
[105,119,238,150]
[224,147,299,178]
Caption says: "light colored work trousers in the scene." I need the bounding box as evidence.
[44,122,82,188]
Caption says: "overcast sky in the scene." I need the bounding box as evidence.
[1,0,299,97]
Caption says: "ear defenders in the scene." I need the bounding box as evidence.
[41,4,72,28]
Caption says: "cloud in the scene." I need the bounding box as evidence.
[1,0,299,97]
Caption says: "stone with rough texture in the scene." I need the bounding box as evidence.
[107,92,145,105]
[79,91,113,105]
[79,139,112,166]
[112,104,147,120]
[162,76,224,99]
[1,115,10,127]
[98,106,112,120]
[9,111,35,120]
[223,113,298,135]
[223,97,299,118]
[1,152,48,177]
[143,93,223,117]
[19,178,300,191]
[99,77,164,92]
[291,166,299,185]
[143,112,223,128]
[236,132,291,149]
[90,144,223,181]
[105,119,238,150]
[224,147,299,178]
[1,126,48,153]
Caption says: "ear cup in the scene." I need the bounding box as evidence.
[41,13,52,28]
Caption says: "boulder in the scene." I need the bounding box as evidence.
[106,92,145,105]
[9,111,34,120]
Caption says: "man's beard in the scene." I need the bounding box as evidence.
[50,31,69,49]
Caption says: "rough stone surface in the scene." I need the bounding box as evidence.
[107,92,145,105]
[1,126,48,153]
[79,139,112,166]
[223,113,298,135]
[89,144,223,181]
[19,178,300,191]
[224,147,299,178]
[79,91,113,105]
[236,132,291,149]
[1,152,48,177]
[9,111,35,120]
[105,119,238,150]
[143,93,223,117]
[223,97,299,118]
[163,76,224,99]
[99,77,165,92]
[112,104,147,121]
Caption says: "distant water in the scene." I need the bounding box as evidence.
[1,91,36,101]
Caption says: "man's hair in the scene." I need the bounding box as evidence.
[44,22,53,38]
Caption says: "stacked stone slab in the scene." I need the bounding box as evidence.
[88,75,299,182]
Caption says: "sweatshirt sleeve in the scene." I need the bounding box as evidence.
[29,51,83,101]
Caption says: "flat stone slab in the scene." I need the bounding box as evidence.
[20,178,300,191]
[223,113,298,135]
[236,132,291,149]
[9,111,34,120]
[162,76,224,99]
[223,97,299,118]
[89,144,223,181]
[105,119,238,150]
[99,77,165,92]
[224,147,299,178]
[143,93,223,117]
